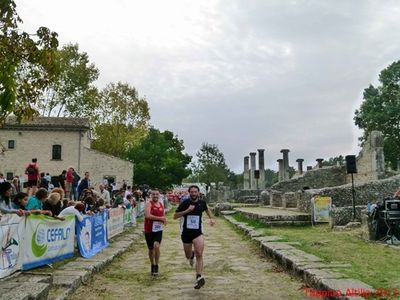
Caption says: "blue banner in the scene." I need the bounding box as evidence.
[76,211,108,258]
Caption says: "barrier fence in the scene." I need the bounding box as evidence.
[0,207,137,279]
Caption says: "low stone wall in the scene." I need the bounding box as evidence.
[329,205,367,227]
[283,192,298,208]
[260,190,270,205]
[233,189,260,200]
[206,189,234,202]
[298,175,400,213]
[271,191,283,207]
[271,166,347,193]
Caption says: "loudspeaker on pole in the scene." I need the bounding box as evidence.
[345,155,357,174]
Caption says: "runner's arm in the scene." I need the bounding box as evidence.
[173,205,195,219]
[205,207,215,226]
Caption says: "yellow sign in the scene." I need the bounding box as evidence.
[313,196,332,223]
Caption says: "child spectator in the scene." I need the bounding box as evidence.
[0,182,25,216]
[26,188,48,210]
[12,192,29,210]
[43,192,63,217]
[59,201,85,222]
[51,187,66,202]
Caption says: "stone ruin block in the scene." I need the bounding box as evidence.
[260,190,270,205]
[328,205,367,228]
[271,191,283,207]
[283,192,297,208]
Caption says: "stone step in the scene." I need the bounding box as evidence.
[263,220,312,226]
[236,210,311,222]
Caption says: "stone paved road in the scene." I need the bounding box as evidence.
[70,213,311,300]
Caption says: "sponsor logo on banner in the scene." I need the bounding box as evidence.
[22,215,75,270]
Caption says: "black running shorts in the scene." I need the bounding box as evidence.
[145,231,163,249]
[181,231,202,244]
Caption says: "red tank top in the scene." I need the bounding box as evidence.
[144,201,164,233]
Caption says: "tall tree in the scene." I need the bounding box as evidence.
[322,155,345,167]
[192,142,231,187]
[127,128,192,190]
[37,43,99,118]
[0,0,59,124]
[354,61,400,169]
[91,82,150,158]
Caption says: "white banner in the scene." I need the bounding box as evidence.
[107,208,124,239]
[0,214,24,278]
[22,214,75,270]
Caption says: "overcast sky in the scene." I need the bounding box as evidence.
[16,0,400,172]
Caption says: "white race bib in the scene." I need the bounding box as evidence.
[186,215,200,230]
[152,221,163,232]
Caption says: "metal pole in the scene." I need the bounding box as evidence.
[256,178,259,202]
[351,173,356,221]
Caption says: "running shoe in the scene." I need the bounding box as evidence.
[194,276,205,289]
[153,264,159,276]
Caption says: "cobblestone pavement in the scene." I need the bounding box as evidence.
[70,214,312,300]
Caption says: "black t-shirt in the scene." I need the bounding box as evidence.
[176,198,208,234]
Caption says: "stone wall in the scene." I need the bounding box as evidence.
[0,127,133,187]
[298,175,400,213]
[329,205,367,227]
[271,166,347,193]
[350,130,386,184]
[81,147,134,189]
[233,189,260,201]
[206,186,234,202]
[0,129,88,177]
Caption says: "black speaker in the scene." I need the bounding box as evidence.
[254,170,260,179]
[345,155,357,174]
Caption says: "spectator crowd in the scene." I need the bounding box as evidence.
[0,158,171,222]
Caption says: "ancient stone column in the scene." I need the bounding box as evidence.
[280,149,290,180]
[249,152,257,189]
[296,158,304,175]
[277,159,284,182]
[257,149,265,189]
[243,156,250,190]
[370,131,385,179]
[316,158,324,168]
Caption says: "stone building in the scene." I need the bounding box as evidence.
[0,117,133,188]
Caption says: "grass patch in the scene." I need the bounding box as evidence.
[232,213,400,291]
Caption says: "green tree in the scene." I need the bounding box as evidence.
[354,61,400,169]
[264,169,278,187]
[38,43,99,117]
[0,0,59,124]
[322,155,345,167]
[127,128,192,190]
[91,82,150,158]
[192,142,231,187]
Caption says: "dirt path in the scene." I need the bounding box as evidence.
[70,213,310,300]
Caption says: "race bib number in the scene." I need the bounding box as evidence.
[152,221,163,232]
[186,215,200,229]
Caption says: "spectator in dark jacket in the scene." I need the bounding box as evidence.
[77,171,90,200]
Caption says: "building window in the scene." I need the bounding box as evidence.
[8,140,15,149]
[52,145,62,160]
[6,172,13,180]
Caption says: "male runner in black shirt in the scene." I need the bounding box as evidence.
[173,185,215,289]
